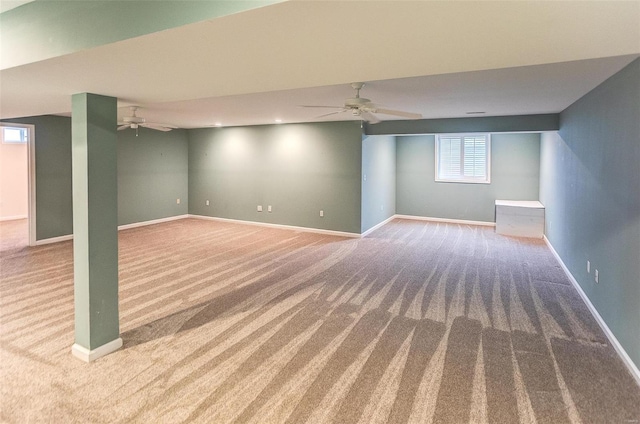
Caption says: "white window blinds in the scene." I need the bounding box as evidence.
[436,134,490,183]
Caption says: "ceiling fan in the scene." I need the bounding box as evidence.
[302,82,422,124]
[117,106,176,136]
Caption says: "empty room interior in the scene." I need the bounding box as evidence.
[1,1,639,423]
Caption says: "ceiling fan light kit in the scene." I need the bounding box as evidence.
[302,82,423,123]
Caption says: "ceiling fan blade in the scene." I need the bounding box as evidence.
[300,105,344,109]
[316,110,347,119]
[371,108,422,119]
[141,123,174,132]
[360,111,381,124]
[146,122,177,129]
[117,125,129,131]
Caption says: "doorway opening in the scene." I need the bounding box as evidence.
[0,123,36,250]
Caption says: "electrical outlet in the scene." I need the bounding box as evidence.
[595,269,599,283]
[320,210,324,217]
[257,205,263,212]
[363,174,367,181]
[268,205,272,213]
[176,198,180,205]
[587,260,590,273]
[206,200,210,206]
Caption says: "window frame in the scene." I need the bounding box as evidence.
[434,133,491,184]
[1,126,29,144]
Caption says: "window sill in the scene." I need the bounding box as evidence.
[435,178,491,184]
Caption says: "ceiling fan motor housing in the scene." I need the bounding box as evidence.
[345,97,371,108]
[123,116,145,124]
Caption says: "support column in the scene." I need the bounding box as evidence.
[70,93,121,362]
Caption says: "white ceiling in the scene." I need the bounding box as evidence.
[0,0,33,14]
[138,56,638,128]
[1,1,639,128]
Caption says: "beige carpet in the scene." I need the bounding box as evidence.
[1,217,639,423]
[0,219,28,252]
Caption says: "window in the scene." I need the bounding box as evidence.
[1,126,29,144]
[435,133,490,183]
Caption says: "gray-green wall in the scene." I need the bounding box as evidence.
[396,133,541,222]
[188,121,363,234]
[366,114,559,136]
[3,115,189,240]
[540,58,640,367]
[118,128,188,225]
[361,135,396,233]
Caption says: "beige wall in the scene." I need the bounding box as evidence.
[0,140,28,220]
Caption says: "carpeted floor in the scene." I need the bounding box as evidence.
[1,217,639,423]
[0,218,28,252]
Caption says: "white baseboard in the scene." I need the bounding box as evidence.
[32,213,494,246]
[35,234,73,245]
[189,213,492,238]
[188,214,361,238]
[394,214,496,227]
[34,215,190,245]
[117,214,189,231]
[543,236,640,387]
[361,215,396,237]
[0,215,28,222]
[71,337,122,363]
